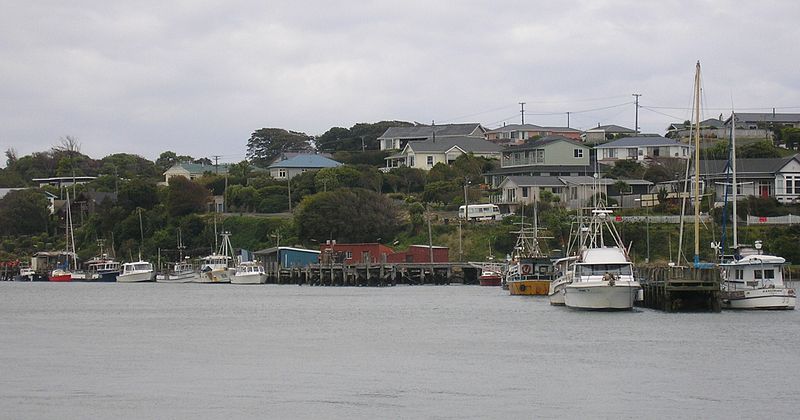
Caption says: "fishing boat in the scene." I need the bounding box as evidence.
[716,112,795,309]
[719,245,795,309]
[158,229,197,283]
[79,255,120,282]
[194,231,234,284]
[118,260,155,282]
[562,206,641,310]
[13,264,38,282]
[504,206,554,295]
[118,209,155,283]
[548,256,577,305]
[49,192,76,282]
[479,268,503,286]
[231,261,266,284]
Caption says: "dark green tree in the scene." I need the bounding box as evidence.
[166,177,210,217]
[294,189,400,243]
[246,128,312,167]
[0,189,50,235]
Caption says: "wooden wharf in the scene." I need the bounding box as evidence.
[266,262,480,286]
[638,266,721,312]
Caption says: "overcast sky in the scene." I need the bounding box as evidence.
[2,0,799,166]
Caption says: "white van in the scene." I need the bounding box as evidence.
[458,204,501,221]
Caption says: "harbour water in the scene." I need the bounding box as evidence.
[1,283,798,419]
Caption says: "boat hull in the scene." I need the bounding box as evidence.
[231,273,266,284]
[479,275,502,286]
[193,269,232,284]
[117,271,154,283]
[548,277,570,305]
[157,272,197,283]
[564,283,639,310]
[49,271,72,282]
[722,288,796,310]
[508,280,550,295]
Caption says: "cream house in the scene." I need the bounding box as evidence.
[384,136,501,171]
[162,163,228,186]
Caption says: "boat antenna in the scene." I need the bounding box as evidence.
[731,110,738,249]
[137,208,144,260]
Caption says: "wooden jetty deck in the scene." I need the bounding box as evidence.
[267,262,480,286]
[638,266,721,312]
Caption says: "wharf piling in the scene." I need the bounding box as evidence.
[266,263,478,286]
[638,266,721,312]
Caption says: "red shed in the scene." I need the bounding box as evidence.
[319,242,395,264]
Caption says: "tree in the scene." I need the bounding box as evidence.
[53,135,81,153]
[155,151,194,172]
[778,127,800,150]
[606,160,645,179]
[117,179,158,212]
[294,189,401,243]
[246,128,313,167]
[316,121,414,152]
[0,189,49,235]
[166,177,210,217]
[737,140,789,158]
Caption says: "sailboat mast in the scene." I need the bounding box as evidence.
[731,111,738,248]
[693,61,702,264]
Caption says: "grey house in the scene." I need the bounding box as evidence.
[268,154,342,180]
[378,123,485,151]
[483,135,594,188]
[700,154,800,204]
[582,124,635,144]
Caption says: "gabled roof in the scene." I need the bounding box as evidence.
[701,154,800,176]
[378,123,484,139]
[594,136,686,148]
[584,124,635,133]
[267,154,342,169]
[406,136,502,153]
[254,246,321,255]
[499,175,637,188]
[166,163,229,175]
[727,113,800,125]
[501,176,563,187]
[485,124,544,133]
[502,135,588,151]
[668,119,724,130]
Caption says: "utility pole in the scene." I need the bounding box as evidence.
[212,155,221,174]
[519,102,526,125]
[632,93,642,135]
[463,178,470,222]
[566,111,571,128]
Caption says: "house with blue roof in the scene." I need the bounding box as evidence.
[594,136,691,163]
[267,154,342,180]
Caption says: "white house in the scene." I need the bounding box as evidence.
[384,136,501,171]
[701,154,800,204]
[162,163,228,186]
[595,136,691,163]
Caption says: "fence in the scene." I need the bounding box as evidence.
[746,215,800,225]
[610,215,712,224]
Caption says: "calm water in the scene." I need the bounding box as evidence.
[0,283,798,419]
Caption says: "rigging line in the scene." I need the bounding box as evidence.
[524,101,633,116]
[518,94,632,104]
[485,114,526,127]
[438,104,520,123]
[638,106,687,120]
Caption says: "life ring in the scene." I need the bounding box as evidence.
[521,264,532,275]
[519,284,526,292]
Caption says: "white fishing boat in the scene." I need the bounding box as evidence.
[194,231,234,284]
[159,258,197,283]
[563,208,641,310]
[231,261,266,284]
[716,111,795,309]
[548,256,577,305]
[720,244,795,310]
[158,229,197,283]
[118,209,154,283]
[118,260,155,283]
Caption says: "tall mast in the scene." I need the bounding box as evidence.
[693,61,702,265]
[731,111,738,248]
